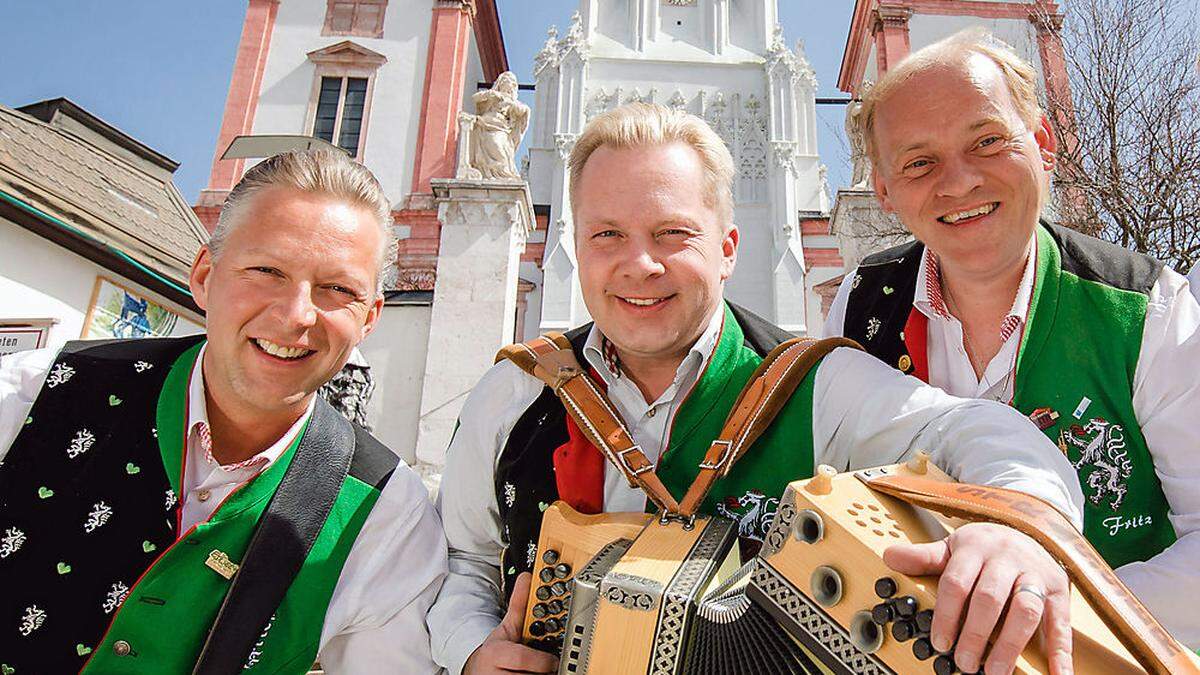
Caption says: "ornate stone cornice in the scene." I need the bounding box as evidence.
[1030,11,1065,35]
[435,0,476,17]
[554,133,577,161]
[874,5,913,30]
[558,11,588,62]
[533,26,559,77]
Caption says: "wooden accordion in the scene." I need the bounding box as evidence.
[522,457,1199,675]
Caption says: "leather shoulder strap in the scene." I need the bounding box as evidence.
[496,334,680,513]
[192,398,355,674]
[678,337,862,517]
[862,473,1200,675]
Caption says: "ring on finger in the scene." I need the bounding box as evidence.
[1014,584,1045,601]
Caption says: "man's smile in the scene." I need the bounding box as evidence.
[938,201,999,225]
[251,337,315,361]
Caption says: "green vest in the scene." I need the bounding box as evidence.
[84,344,384,673]
[1012,226,1175,567]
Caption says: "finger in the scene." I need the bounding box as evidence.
[929,546,984,653]
[884,539,952,576]
[500,572,534,637]
[983,575,1045,675]
[1041,584,1074,675]
[493,641,559,673]
[955,562,1022,674]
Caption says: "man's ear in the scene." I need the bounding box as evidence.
[720,223,739,282]
[872,168,896,214]
[359,296,384,342]
[1035,115,1057,171]
[189,246,214,312]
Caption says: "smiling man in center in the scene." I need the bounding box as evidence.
[429,102,1090,675]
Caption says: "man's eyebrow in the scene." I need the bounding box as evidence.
[968,116,1007,131]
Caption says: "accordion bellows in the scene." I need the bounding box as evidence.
[523,459,1153,675]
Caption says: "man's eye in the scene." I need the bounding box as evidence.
[251,266,281,276]
[593,230,619,238]
[905,159,931,171]
[978,136,1002,149]
[329,285,358,297]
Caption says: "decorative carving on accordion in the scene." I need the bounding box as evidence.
[602,573,661,612]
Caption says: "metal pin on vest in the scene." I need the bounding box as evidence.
[205,550,239,580]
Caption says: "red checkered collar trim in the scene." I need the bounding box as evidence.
[186,345,312,474]
[915,242,1037,343]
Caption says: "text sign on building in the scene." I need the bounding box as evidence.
[0,325,49,357]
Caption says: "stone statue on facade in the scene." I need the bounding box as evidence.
[462,71,529,181]
[846,80,874,190]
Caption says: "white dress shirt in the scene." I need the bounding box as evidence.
[826,246,1200,649]
[428,305,1085,675]
[0,344,448,673]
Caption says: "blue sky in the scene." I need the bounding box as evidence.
[0,1,855,202]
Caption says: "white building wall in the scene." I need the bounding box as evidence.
[250,0,433,204]
[358,303,431,464]
[0,219,203,352]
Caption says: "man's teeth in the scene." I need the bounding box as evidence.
[941,203,997,223]
[621,297,666,307]
[255,339,311,359]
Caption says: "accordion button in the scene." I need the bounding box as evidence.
[874,577,898,599]
[529,621,547,638]
[871,602,895,625]
[933,654,958,675]
[542,549,560,565]
[545,618,561,633]
[916,609,934,633]
[547,599,564,614]
[555,563,572,578]
[912,637,936,661]
[550,581,568,596]
[540,567,556,583]
[536,585,552,601]
[891,619,917,642]
[894,595,918,618]
[532,603,549,619]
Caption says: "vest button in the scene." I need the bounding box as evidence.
[113,640,132,656]
[198,490,211,502]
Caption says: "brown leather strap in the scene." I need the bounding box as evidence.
[677,337,862,517]
[862,473,1199,675]
[496,334,680,513]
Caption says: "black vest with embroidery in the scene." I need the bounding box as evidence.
[492,304,794,602]
[0,337,199,669]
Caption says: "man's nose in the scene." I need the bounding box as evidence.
[277,282,318,329]
[934,153,985,200]
[621,244,666,279]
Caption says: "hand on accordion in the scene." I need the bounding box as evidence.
[884,522,1073,675]
[465,572,559,675]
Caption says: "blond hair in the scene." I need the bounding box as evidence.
[568,103,735,224]
[860,28,1043,164]
[211,148,398,294]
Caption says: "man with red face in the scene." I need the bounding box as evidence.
[825,31,1200,653]
[0,149,445,672]
[429,103,1089,675]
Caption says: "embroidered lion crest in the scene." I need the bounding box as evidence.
[1062,417,1133,511]
[715,490,779,541]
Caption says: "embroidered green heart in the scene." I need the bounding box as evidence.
[56,562,71,575]
[507,566,516,575]
[125,462,140,475]
[882,286,895,295]
[538,501,549,512]
[142,540,157,553]
[37,486,54,499]
[2,663,14,674]
[24,416,32,425]
[75,644,92,656]
[108,395,122,406]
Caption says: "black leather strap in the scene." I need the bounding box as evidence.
[192,397,355,674]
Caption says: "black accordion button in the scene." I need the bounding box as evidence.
[547,599,564,615]
[529,621,547,638]
[894,595,918,618]
[542,549,560,565]
[540,567,556,583]
[875,577,898,598]
[871,602,895,625]
[555,563,572,578]
[891,619,917,642]
[532,603,548,619]
[933,654,958,675]
[536,585,552,601]
[912,637,936,661]
[916,608,934,633]
[550,581,568,596]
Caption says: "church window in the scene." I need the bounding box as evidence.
[313,76,370,156]
[322,0,387,39]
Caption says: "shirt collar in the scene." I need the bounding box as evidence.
[187,344,315,473]
[582,303,725,390]
[913,237,1038,341]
